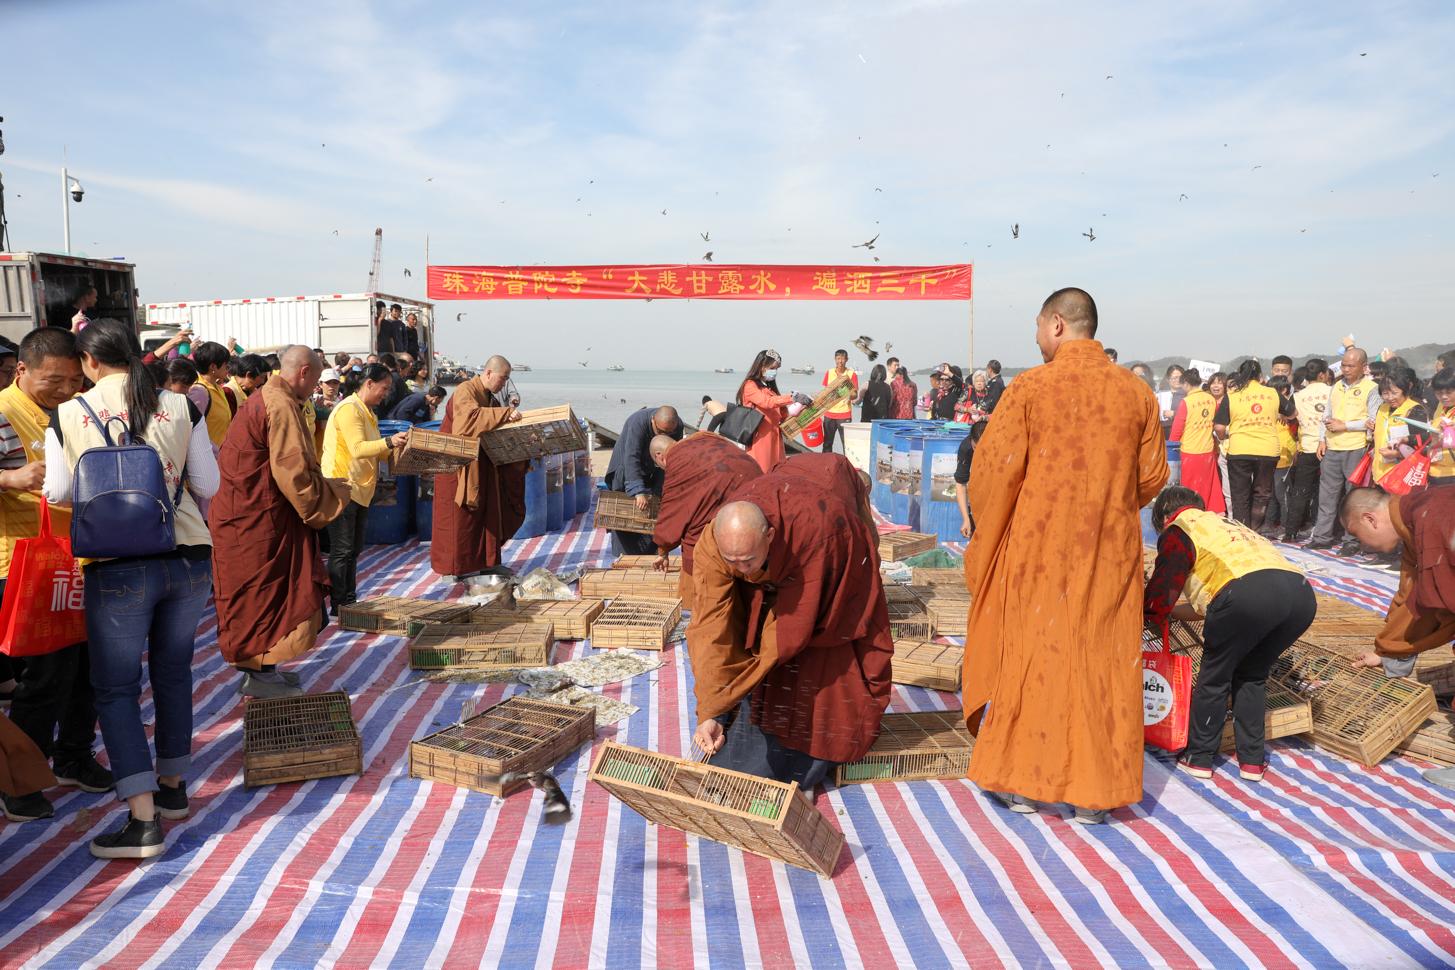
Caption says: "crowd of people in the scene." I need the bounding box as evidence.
[0,317,518,860]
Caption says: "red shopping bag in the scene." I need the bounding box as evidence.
[1143,623,1191,752]
[798,417,825,448]
[1346,451,1374,487]
[0,503,86,657]
[1377,451,1431,495]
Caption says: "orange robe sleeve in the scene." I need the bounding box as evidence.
[265,389,348,529]
[449,381,519,509]
[1375,493,1455,658]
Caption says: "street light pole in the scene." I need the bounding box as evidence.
[61,166,71,253]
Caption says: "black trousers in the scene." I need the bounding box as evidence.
[1281,452,1322,538]
[1185,570,1315,767]
[821,416,847,454]
[326,501,370,613]
[1227,455,1278,530]
[8,641,98,769]
[612,530,656,556]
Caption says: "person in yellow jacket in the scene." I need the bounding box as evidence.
[1213,359,1294,532]
[1430,369,1455,486]
[1144,485,1314,783]
[320,363,407,613]
[1168,368,1226,514]
[190,342,234,448]
[1371,367,1430,485]
[1308,348,1379,552]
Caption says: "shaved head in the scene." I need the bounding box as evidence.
[649,433,676,468]
[1040,287,1098,336]
[714,501,774,574]
[652,405,681,435]
[1343,347,1368,366]
[278,345,321,398]
[1339,486,1398,552]
[481,355,512,393]
[484,355,511,372]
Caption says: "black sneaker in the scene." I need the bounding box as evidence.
[90,814,165,860]
[3,791,54,822]
[1306,538,1336,550]
[54,756,115,793]
[155,780,189,821]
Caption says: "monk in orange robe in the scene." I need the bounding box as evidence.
[650,433,762,611]
[688,472,893,785]
[211,347,352,697]
[431,356,528,579]
[963,288,1168,821]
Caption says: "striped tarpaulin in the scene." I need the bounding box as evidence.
[2,512,1452,968]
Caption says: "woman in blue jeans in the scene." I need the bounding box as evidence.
[42,319,219,859]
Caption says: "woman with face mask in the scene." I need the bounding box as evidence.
[736,349,802,473]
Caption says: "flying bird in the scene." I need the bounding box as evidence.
[425,177,433,182]
[873,256,881,262]
[1251,165,1263,171]
[1178,194,1188,201]
[456,312,467,321]
[661,209,667,215]
[874,187,883,192]
[332,230,339,236]
[884,342,893,355]
[499,771,571,825]
[703,251,713,261]
[1105,75,1114,80]
[852,233,880,250]
[700,231,710,241]
[853,336,879,361]
[403,268,412,277]
[1360,52,1367,56]
[1082,228,1096,242]
[579,361,589,367]
[1011,223,1020,239]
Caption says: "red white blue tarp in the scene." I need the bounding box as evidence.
[1,514,1453,968]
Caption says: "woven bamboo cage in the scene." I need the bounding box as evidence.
[836,711,974,786]
[244,691,362,787]
[339,595,476,634]
[470,598,605,640]
[891,638,964,692]
[911,567,965,587]
[879,532,937,563]
[407,621,555,670]
[591,597,683,650]
[579,567,681,601]
[613,555,680,572]
[1303,613,1388,638]
[590,741,844,877]
[883,584,925,607]
[1268,640,1436,766]
[410,696,595,796]
[1294,633,1375,659]
[1142,546,1159,580]
[390,427,480,476]
[1312,595,1387,619]
[480,405,586,465]
[887,600,932,641]
[779,373,854,439]
[1394,708,1455,766]
[908,586,970,636]
[1140,619,1204,654]
[593,492,660,534]
[1415,645,1455,697]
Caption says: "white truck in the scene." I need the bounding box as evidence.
[142,291,435,367]
[0,251,140,345]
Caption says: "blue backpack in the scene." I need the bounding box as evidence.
[70,398,185,559]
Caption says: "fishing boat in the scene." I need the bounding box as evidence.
[790,365,815,375]
[713,367,735,374]
[606,365,625,372]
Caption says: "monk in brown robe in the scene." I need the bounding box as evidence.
[776,452,876,530]
[651,433,762,610]
[211,346,351,698]
[688,473,893,786]
[1,713,56,808]
[963,288,1168,821]
[431,356,528,580]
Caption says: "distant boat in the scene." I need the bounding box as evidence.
[515,364,532,372]
[790,365,815,375]
[606,365,625,372]
[714,367,735,374]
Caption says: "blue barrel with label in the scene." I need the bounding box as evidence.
[890,429,928,529]
[869,421,917,514]
[414,420,443,542]
[920,429,973,543]
[1166,439,1182,488]
[561,450,577,525]
[544,454,565,533]
[365,420,416,544]
[575,451,593,514]
[513,457,547,540]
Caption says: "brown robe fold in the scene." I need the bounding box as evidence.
[687,471,893,764]
[1375,485,1455,658]
[0,712,55,797]
[652,434,762,573]
[776,452,875,530]
[211,376,349,667]
[431,378,528,577]
[963,339,1168,811]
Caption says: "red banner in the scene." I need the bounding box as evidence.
[427,263,971,301]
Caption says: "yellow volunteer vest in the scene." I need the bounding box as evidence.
[1327,378,1376,452]
[1293,383,1330,453]
[1372,398,1416,481]
[0,384,72,579]
[1277,421,1297,469]
[1224,380,1282,457]
[822,368,857,418]
[1432,404,1455,479]
[1172,508,1303,613]
[196,377,232,446]
[1179,389,1216,455]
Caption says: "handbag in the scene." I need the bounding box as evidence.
[0,503,87,657]
[1346,451,1374,488]
[717,404,764,447]
[1377,451,1431,495]
[1143,622,1192,752]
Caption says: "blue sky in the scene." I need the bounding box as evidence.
[2,0,1452,370]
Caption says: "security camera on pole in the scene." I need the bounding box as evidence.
[61,166,84,253]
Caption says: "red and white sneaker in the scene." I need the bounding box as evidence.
[1239,763,1266,782]
[1177,759,1214,780]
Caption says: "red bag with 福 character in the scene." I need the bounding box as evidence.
[0,503,86,657]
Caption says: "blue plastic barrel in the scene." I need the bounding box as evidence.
[544,454,565,533]
[414,420,443,541]
[561,451,577,525]
[890,430,928,529]
[920,430,973,542]
[513,458,547,540]
[366,420,416,544]
[574,452,592,514]
[869,421,917,514]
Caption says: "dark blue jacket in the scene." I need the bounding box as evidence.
[388,391,434,424]
[604,408,682,497]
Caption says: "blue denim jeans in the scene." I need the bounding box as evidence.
[85,555,212,801]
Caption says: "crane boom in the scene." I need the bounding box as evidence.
[366,227,383,293]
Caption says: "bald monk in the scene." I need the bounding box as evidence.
[688,478,894,786]
[963,288,1168,822]
[651,433,762,609]
[604,405,684,555]
[211,345,352,698]
[432,356,527,580]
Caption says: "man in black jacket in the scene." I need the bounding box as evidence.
[604,406,683,553]
[984,359,1006,413]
